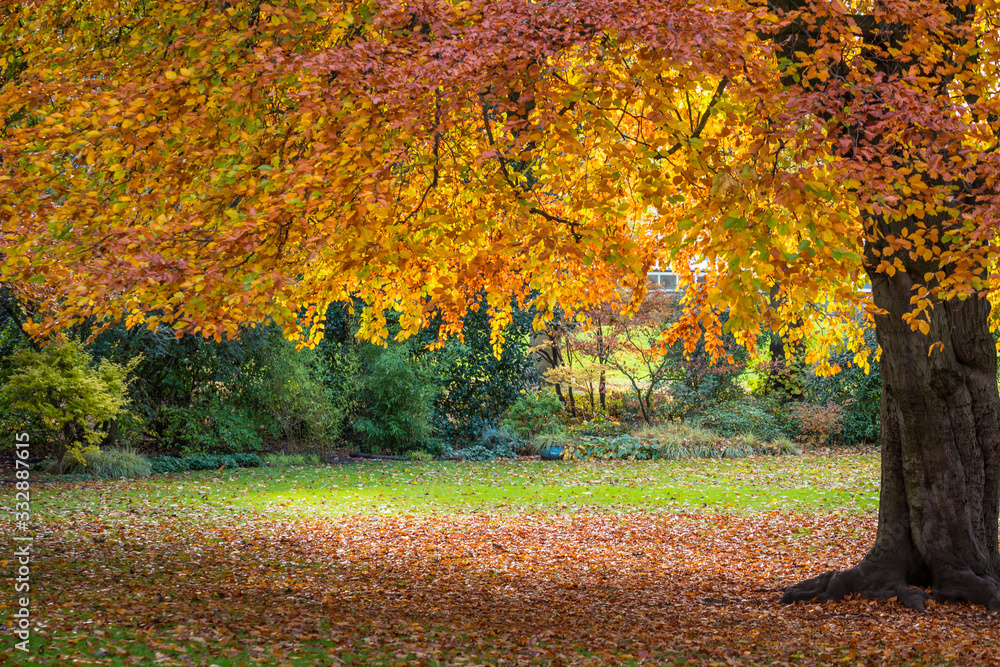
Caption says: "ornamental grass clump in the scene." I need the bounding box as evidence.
[44,447,152,478]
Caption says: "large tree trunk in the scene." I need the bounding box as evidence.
[782,228,1000,611]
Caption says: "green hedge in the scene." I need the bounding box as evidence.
[149,453,263,474]
[563,434,798,461]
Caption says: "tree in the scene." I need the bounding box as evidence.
[575,287,682,425]
[1,0,998,609]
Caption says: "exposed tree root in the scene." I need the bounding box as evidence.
[782,562,1000,612]
[932,568,1000,612]
[782,561,930,611]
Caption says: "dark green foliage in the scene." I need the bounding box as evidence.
[162,395,267,453]
[503,390,565,439]
[479,426,522,453]
[352,343,436,454]
[417,301,536,446]
[90,323,347,453]
[148,452,263,474]
[693,397,791,442]
[148,456,189,474]
[452,430,517,461]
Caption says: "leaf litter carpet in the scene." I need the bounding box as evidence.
[25,510,1000,665]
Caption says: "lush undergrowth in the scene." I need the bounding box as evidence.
[9,451,998,666]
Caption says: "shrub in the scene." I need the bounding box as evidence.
[481,426,523,453]
[89,323,351,454]
[800,326,881,446]
[0,311,36,449]
[571,413,628,438]
[148,456,190,474]
[406,450,434,462]
[352,343,436,454]
[263,453,322,468]
[258,337,349,446]
[693,397,791,442]
[452,427,520,461]
[418,301,536,446]
[563,435,660,460]
[789,401,846,448]
[163,394,268,454]
[148,452,263,473]
[44,448,152,478]
[503,390,565,439]
[3,340,138,472]
[603,390,646,424]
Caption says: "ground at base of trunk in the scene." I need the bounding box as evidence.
[782,561,1000,612]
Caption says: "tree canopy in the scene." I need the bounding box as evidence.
[3,0,990,359]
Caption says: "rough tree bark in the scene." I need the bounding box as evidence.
[783,218,1000,610]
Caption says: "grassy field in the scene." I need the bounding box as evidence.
[38,453,882,519]
[6,451,999,666]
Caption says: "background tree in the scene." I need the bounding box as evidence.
[2,0,999,609]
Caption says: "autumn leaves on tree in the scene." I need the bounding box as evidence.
[1,0,999,609]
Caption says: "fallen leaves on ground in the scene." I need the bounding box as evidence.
[14,506,999,665]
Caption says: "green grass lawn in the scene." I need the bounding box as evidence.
[11,450,998,666]
[35,451,881,521]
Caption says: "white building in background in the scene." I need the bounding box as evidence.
[646,262,871,294]
[647,268,679,291]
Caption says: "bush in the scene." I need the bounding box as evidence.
[90,324,351,454]
[693,397,792,442]
[570,413,629,438]
[799,325,881,446]
[789,401,846,447]
[563,435,659,460]
[3,340,138,471]
[453,426,520,461]
[418,300,536,446]
[503,390,564,439]
[163,394,268,454]
[352,343,436,454]
[660,314,749,421]
[603,390,646,424]
[257,337,349,446]
[0,309,35,449]
[263,453,322,467]
[148,452,263,474]
[43,448,152,478]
